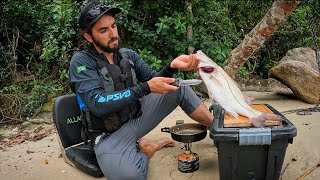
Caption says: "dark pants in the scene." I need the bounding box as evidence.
[93,86,201,180]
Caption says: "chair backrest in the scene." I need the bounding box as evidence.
[53,94,83,148]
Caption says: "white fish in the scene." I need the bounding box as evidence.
[196,50,283,127]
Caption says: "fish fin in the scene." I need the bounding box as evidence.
[220,104,239,118]
[208,89,213,99]
[196,50,206,59]
[209,76,223,87]
[205,76,223,99]
[226,111,239,119]
[244,95,255,105]
[251,113,284,128]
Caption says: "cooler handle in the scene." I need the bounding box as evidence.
[239,128,271,146]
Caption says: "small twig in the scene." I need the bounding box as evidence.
[141,13,147,27]
[0,94,24,124]
[297,163,320,180]
[249,58,257,74]
[280,162,290,179]
[0,118,22,125]
[127,13,146,21]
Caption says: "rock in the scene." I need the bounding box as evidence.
[29,118,51,125]
[269,60,320,104]
[41,98,55,112]
[12,127,19,132]
[236,77,293,94]
[280,47,319,72]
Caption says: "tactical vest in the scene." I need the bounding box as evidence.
[81,48,141,142]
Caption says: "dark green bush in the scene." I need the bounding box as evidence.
[0,0,318,123]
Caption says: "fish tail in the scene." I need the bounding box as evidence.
[251,112,284,128]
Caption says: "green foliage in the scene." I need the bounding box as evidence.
[192,1,237,64]
[237,67,250,79]
[0,0,77,121]
[173,70,196,80]
[138,49,163,71]
[40,0,80,78]
[0,0,318,122]
[0,0,46,87]
[1,81,63,120]
[22,84,60,116]
[116,0,188,60]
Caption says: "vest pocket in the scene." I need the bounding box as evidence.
[102,113,122,132]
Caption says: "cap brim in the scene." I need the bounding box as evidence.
[88,7,121,28]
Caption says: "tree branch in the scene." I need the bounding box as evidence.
[223,0,301,78]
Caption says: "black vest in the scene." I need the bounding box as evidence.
[81,48,141,142]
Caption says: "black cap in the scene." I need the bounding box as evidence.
[79,0,121,30]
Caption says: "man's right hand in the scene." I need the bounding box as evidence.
[147,77,179,94]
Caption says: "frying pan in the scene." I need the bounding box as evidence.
[161,123,207,143]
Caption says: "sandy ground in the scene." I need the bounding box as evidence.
[0,91,319,180]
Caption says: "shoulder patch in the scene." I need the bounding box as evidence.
[77,65,86,73]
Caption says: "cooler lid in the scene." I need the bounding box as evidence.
[209,104,297,143]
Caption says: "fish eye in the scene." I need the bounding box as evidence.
[201,66,215,73]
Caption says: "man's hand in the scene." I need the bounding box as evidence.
[147,77,178,94]
[170,54,199,71]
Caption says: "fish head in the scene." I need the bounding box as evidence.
[195,50,223,99]
[196,50,219,78]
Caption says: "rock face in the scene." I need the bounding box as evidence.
[269,47,320,104]
[236,78,293,94]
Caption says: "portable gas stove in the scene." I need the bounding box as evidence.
[161,120,207,173]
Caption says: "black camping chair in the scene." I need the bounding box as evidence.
[52,94,103,177]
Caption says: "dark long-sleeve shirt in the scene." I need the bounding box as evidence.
[69,46,177,117]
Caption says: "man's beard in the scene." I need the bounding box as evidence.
[92,36,119,53]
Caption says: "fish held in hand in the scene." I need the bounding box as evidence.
[196,50,283,128]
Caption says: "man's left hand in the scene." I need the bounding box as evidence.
[170,54,199,71]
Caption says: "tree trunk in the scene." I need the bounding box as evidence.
[186,0,194,54]
[223,0,300,78]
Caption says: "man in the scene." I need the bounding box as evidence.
[69,1,213,179]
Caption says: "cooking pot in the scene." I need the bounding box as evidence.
[161,123,207,143]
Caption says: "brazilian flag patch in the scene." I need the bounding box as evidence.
[77,65,86,73]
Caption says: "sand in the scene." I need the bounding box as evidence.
[0,91,319,180]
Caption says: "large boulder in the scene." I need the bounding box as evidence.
[269,48,320,104]
[279,47,319,72]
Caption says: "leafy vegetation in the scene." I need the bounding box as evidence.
[0,0,318,124]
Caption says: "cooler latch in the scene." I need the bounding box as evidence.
[239,128,271,146]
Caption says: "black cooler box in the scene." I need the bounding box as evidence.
[209,104,297,180]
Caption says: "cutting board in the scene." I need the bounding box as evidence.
[223,104,282,127]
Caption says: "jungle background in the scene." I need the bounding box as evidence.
[0,0,318,124]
